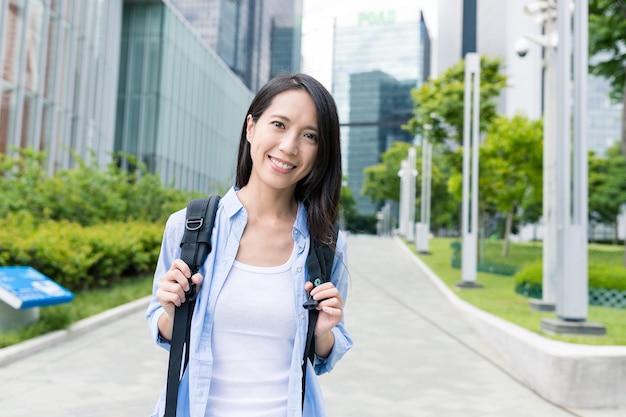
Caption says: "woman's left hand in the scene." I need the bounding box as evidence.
[304,281,344,336]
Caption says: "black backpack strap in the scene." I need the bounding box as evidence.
[301,223,339,408]
[164,195,220,417]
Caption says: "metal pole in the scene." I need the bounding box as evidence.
[398,159,408,236]
[407,147,417,242]
[558,0,588,320]
[554,0,571,319]
[459,52,482,287]
[416,139,432,252]
[541,13,559,307]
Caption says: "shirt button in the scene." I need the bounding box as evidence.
[300,314,305,319]
[296,266,302,272]
[294,230,299,235]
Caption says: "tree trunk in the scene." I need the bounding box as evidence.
[502,211,513,258]
[613,218,619,246]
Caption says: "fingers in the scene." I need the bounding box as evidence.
[157,259,203,315]
[308,282,343,313]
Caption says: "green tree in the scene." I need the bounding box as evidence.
[362,141,410,205]
[403,56,508,145]
[589,0,626,156]
[339,181,357,225]
[362,142,460,233]
[447,115,543,256]
[588,143,626,245]
[480,115,543,256]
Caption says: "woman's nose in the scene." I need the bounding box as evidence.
[279,132,298,155]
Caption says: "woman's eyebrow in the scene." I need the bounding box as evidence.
[269,114,319,132]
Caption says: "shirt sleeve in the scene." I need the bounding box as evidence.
[146,210,185,351]
[313,230,353,374]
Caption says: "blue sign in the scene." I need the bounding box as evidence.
[0,266,74,310]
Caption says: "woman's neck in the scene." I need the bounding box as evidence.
[236,184,298,222]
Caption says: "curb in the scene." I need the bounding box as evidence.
[395,237,626,409]
[0,295,151,367]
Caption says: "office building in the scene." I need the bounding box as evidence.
[0,0,270,193]
[0,0,123,174]
[332,7,431,215]
[169,0,302,92]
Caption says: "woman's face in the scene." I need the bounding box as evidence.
[245,89,319,194]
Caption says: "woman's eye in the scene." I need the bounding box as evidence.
[304,133,318,142]
[272,121,285,129]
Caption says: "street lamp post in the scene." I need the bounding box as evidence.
[457,52,483,289]
[397,148,418,241]
[518,1,559,312]
[416,139,432,253]
[521,0,605,335]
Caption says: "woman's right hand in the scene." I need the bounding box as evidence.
[155,259,203,340]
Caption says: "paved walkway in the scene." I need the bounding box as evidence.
[0,235,622,416]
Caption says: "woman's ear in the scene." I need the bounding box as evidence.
[246,115,254,142]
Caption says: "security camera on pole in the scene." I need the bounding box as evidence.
[456,52,483,289]
[520,0,604,335]
[517,0,559,312]
[540,0,605,335]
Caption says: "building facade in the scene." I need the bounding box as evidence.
[0,0,122,175]
[0,0,289,193]
[116,1,253,191]
[168,0,302,92]
[332,6,430,215]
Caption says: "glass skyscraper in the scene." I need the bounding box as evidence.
[0,0,294,193]
[169,0,302,92]
[116,1,253,191]
[0,0,122,175]
[332,8,431,215]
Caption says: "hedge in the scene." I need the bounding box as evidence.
[0,212,164,291]
[514,260,626,298]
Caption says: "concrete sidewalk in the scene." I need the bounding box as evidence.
[0,235,622,416]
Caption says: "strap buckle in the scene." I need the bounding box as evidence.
[185,217,203,231]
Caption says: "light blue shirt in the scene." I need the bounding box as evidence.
[147,187,353,417]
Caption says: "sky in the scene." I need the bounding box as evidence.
[300,0,439,90]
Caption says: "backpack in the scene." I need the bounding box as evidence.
[164,196,337,416]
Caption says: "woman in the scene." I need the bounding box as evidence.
[146,73,352,417]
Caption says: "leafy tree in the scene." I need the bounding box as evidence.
[403,56,507,145]
[447,115,543,256]
[480,115,543,256]
[339,181,357,227]
[362,141,460,234]
[589,0,626,156]
[588,143,626,245]
[362,141,409,205]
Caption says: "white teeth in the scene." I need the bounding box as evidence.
[271,158,295,170]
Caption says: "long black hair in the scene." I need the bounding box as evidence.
[235,73,342,246]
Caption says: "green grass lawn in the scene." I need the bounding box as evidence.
[409,237,626,346]
[0,274,154,349]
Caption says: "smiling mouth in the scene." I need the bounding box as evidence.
[269,156,296,170]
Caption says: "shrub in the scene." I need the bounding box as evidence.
[0,217,164,291]
[514,261,626,298]
[0,148,198,226]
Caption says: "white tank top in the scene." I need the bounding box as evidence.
[205,246,297,417]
